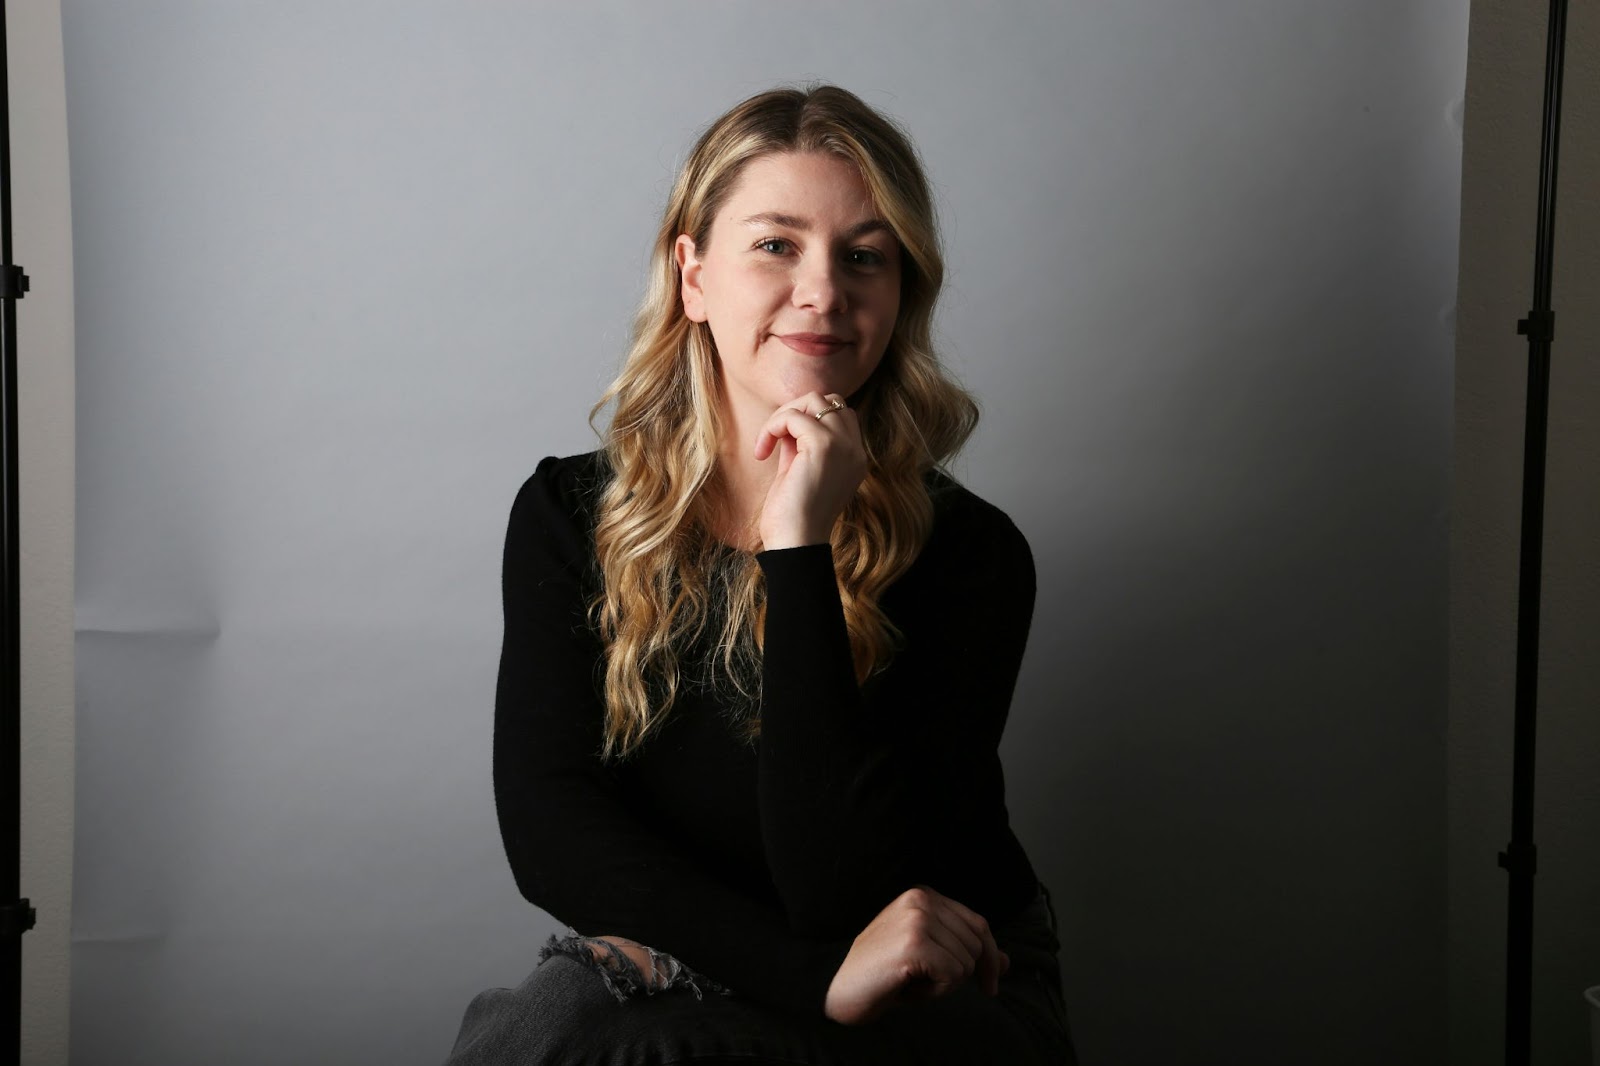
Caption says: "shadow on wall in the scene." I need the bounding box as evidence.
[1004,477,1443,1063]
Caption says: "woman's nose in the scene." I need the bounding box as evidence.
[791,257,847,313]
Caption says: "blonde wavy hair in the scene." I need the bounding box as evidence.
[589,84,979,760]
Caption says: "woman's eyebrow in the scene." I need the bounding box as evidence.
[738,212,893,239]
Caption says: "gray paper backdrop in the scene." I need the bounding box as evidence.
[64,2,1466,1063]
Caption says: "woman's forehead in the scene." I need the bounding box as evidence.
[717,152,887,234]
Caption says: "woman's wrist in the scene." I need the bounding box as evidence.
[760,518,834,551]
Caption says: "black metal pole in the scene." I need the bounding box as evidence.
[1497,0,1568,1063]
[0,1,34,1063]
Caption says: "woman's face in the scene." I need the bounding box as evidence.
[675,151,902,417]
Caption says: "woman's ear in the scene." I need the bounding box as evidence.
[675,234,708,323]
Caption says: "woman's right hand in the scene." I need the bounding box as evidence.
[823,885,1010,1026]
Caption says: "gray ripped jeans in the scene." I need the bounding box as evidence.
[444,881,1077,1065]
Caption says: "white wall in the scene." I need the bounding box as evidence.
[53,2,1475,1064]
[1450,1,1600,1063]
[11,1,76,1063]
[9,0,77,1056]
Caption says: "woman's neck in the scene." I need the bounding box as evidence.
[708,391,777,552]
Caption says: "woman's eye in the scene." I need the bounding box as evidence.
[753,239,889,266]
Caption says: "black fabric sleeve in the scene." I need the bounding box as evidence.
[492,456,853,1017]
[754,495,1038,940]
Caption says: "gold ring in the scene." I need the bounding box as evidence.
[814,399,846,422]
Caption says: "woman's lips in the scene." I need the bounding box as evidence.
[777,333,850,357]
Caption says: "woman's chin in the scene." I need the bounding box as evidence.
[775,368,857,405]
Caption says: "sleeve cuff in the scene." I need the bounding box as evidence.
[755,541,833,568]
[755,542,838,605]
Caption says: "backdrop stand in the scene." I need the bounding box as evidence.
[1498,0,1569,1063]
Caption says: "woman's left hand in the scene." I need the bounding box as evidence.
[754,391,867,550]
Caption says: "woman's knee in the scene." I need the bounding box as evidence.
[445,956,633,1066]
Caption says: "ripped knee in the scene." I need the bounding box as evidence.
[537,934,733,1004]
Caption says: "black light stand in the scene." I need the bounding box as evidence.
[0,1,34,1064]
[1497,0,1569,1064]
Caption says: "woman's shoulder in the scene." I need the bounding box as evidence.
[507,450,613,562]
[518,448,611,501]
[923,466,1032,560]
[882,467,1035,613]
[527,449,612,500]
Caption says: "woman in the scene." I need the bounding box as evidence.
[446,84,1076,1065]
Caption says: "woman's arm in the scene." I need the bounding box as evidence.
[494,457,853,1016]
[754,491,1040,940]
[746,392,1039,940]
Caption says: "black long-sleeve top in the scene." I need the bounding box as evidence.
[493,451,1041,1018]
